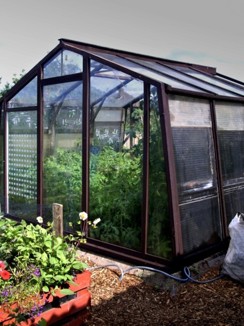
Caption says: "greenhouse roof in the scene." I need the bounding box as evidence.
[59,39,244,98]
[2,38,244,105]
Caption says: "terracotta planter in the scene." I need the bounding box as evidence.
[0,270,91,326]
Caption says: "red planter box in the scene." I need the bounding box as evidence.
[0,270,91,326]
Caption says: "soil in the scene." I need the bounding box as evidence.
[83,263,244,326]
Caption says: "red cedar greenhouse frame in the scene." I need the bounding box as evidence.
[1,39,244,270]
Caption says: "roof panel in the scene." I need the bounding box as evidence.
[128,58,238,97]
[166,65,244,97]
[85,50,207,93]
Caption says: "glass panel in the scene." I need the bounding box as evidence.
[215,102,244,185]
[89,51,206,92]
[43,81,82,227]
[7,77,37,108]
[147,87,171,258]
[169,95,222,253]
[131,59,236,97]
[89,60,143,250]
[167,65,244,96]
[90,60,143,108]
[215,102,244,223]
[216,74,244,90]
[180,196,221,253]
[43,50,83,78]
[8,111,37,218]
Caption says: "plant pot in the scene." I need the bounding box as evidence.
[0,270,91,326]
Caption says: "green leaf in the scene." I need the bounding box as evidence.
[60,289,75,296]
[49,256,58,265]
[72,261,87,270]
[41,252,48,262]
[44,239,52,248]
[53,275,65,281]
[56,250,67,262]
[55,237,63,245]
[37,318,47,326]
[42,285,49,293]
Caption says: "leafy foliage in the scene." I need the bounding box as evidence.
[43,148,82,224]
[90,146,142,249]
[0,71,25,99]
[0,217,86,290]
[141,94,172,258]
[0,213,90,325]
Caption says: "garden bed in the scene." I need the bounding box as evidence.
[84,264,243,325]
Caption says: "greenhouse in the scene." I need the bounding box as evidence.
[1,38,244,269]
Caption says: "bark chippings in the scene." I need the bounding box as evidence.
[84,265,243,326]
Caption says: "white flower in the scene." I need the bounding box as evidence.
[36,216,43,224]
[93,218,101,226]
[79,211,88,221]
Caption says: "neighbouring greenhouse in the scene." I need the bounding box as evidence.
[1,39,244,269]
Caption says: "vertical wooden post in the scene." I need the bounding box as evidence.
[52,203,63,237]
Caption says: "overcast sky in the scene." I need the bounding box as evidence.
[1,0,244,88]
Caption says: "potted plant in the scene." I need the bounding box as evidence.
[0,211,100,326]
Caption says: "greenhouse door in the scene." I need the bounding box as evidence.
[42,81,83,227]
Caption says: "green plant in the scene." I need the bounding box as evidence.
[89,146,142,250]
[43,146,142,250]
[43,148,82,225]
[0,212,99,325]
[147,105,172,258]
[41,89,172,257]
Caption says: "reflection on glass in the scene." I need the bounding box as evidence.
[89,60,143,250]
[215,102,244,223]
[8,111,37,218]
[7,77,37,108]
[147,87,171,258]
[43,82,83,226]
[169,95,221,253]
[43,50,83,78]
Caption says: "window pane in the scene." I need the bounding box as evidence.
[89,60,143,250]
[147,87,171,258]
[169,96,214,196]
[43,81,82,227]
[43,50,83,78]
[215,102,244,223]
[8,111,37,218]
[7,77,37,108]
[169,95,222,253]
[180,196,220,253]
[44,81,83,133]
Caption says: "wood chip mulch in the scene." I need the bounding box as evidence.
[83,265,243,326]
